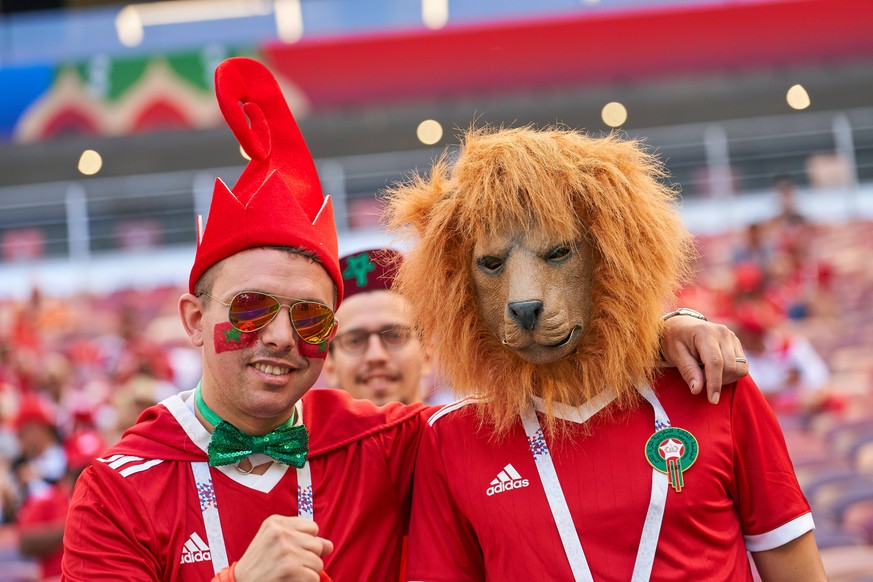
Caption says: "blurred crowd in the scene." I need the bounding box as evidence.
[681,185,873,579]
[0,285,200,580]
[688,178,854,419]
[0,185,872,579]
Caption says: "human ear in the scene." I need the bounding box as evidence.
[179,293,205,348]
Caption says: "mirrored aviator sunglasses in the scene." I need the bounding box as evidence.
[205,291,337,344]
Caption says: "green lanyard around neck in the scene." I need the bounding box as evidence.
[193,381,307,468]
[194,381,298,430]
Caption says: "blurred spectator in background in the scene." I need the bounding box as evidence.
[726,180,837,323]
[731,293,836,418]
[103,309,175,385]
[771,175,808,231]
[9,290,44,360]
[732,221,775,275]
[0,458,17,524]
[30,353,81,440]
[726,262,784,317]
[323,249,437,405]
[16,428,104,582]
[770,234,838,321]
[105,373,172,443]
[13,396,65,500]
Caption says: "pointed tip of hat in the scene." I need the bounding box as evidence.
[213,57,323,214]
[188,57,342,304]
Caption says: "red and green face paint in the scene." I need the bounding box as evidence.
[212,322,333,359]
[214,322,259,353]
[298,338,330,359]
[297,321,336,359]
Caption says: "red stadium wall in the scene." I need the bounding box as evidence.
[263,0,873,111]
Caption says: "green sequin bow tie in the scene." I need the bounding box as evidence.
[195,384,309,468]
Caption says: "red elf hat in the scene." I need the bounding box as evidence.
[188,57,343,305]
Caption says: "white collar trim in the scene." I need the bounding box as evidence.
[531,389,618,425]
[530,384,663,426]
[161,389,296,493]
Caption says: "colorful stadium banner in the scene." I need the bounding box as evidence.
[6,47,310,143]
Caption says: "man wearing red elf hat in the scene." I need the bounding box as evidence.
[62,57,748,582]
[62,57,431,582]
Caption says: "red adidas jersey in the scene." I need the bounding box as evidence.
[62,388,429,581]
[407,370,813,581]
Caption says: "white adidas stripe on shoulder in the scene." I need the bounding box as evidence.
[428,397,481,426]
[97,454,165,478]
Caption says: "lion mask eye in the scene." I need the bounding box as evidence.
[545,245,572,262]
[476,255,504,273]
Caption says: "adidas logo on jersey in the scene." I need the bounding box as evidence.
[486,463,529,496]
[180,532,212,564]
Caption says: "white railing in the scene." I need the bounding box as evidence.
[1,107,872,298]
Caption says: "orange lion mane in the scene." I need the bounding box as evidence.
[386,126,693,436]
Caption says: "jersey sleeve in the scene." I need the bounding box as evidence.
[406,419,485,582]
[728,376,814,552]
[62,462,162,581]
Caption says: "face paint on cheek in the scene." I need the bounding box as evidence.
[214,322,260,353]
[297,338,329,359]
[296,324,336,360]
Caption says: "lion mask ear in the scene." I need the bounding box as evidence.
[385,156,455,238]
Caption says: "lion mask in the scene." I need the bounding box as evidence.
[386,126,692,436]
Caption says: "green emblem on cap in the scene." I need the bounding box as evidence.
[645,427,698,493]
[343,252,376,287]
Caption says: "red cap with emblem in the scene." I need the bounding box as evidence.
[188,57,343,305]
[339,248,403,300]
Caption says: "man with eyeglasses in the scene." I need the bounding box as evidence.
[323,248,433,406]
[61,57,748,582]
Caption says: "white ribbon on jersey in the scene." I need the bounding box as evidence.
[519,385,670,582]
[191,461,229,573]
[191,400,313,575]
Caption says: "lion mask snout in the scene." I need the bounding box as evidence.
[507,300,543,331]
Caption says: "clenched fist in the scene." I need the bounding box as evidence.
[234,516,333,582]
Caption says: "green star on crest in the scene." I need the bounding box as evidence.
[224,327,242,342]
[343,253,376,287]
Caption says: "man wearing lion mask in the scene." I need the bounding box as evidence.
[387,127,825,581]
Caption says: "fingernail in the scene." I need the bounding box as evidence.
[690,379,698,393]
[710,391,720,405]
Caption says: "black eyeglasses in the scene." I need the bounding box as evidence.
[331,325,413,355]
[200,291,337,345]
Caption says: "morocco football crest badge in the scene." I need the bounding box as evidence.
[645,428,699,493]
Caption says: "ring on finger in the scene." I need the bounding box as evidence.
[735,357,747,364]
